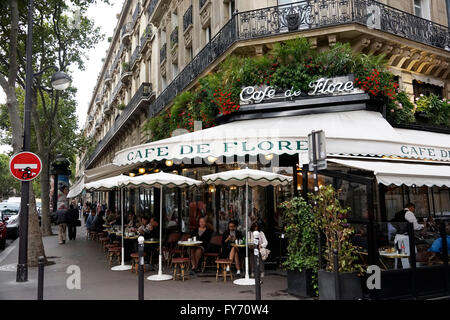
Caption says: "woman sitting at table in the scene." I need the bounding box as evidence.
[190,217,213,273]
[221,220,243,275]
[125,212,138,232]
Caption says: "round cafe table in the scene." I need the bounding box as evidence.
[178,241,203,270]
[231,243,254,271]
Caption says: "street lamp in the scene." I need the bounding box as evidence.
[16,0,71,283]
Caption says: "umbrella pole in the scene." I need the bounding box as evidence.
[112,187,131,271]
[245,180,249,280]
[233,179,255,285]
[147,185,172,281]
[158,185,163,275]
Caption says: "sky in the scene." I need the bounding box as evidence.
[0,0,125,154]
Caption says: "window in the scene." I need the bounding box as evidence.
[412,80,443,99]
[414,0,422,17]
[205,25,211,43]
[413,0,431,20]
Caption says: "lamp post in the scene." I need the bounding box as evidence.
[16,0,71,283]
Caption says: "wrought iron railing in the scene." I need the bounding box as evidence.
[140,24,153,49]
[104,71,111,82]
[147,0,158,18]
[85,0,450,168]
[160,43,167,62]
[130,45,141,67]
[132,2,141,27]
[86,83,153,166]
[170,26,179,47]
[121,22,133,39]
[200,0,208,10]
[183,5,193,31]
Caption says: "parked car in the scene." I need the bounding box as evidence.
[0,214,7,250]
[0,203,20,238]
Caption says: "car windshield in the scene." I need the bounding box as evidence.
[1,209,19,217]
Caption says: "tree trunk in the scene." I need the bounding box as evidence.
[28,186,46,267]
[39,152,53,236]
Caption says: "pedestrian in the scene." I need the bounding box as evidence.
[86,207,96,232]
[248,222,269,278]
[56,208,69,244]
[68,199,79,240]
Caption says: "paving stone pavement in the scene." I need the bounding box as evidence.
[0,225,301,300]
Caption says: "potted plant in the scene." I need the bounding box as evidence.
[122,62,130,72]
[279,196,318,297]
[118,103,126,110]
[310,185,363,300]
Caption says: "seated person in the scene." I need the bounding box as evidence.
[351,225,368,250]
[137,216,150,236]
[189,217,213,273]
[105,210,117,224]
[144,216,160,268]
[125,212,138,232]
[427,225,450,263]
[92,211,105,232]
[144,216,160,240]
[85,208,96,231]
[221,220,243,275]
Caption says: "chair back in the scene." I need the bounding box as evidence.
[167,231,181,244]
[210,235,223,246]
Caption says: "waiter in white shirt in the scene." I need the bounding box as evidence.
[404,203,424,231]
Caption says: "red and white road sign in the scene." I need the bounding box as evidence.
[9,151,42,181]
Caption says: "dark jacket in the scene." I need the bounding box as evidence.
[67,205,79,225]
[191,228,213,247]
[93,215,105,232]
[56,209,69,225]
[221,229,243,247]
[144,225,159,240]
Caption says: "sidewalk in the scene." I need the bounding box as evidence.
[0,225,299,300]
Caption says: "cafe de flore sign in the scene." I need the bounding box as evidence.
[112,75,450,167]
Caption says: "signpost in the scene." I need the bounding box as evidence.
[9,152,42,182]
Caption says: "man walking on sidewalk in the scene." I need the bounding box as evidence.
[56,208,69,244]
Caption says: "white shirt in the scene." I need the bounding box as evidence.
[248,231,268,248]
[404,209,424,231]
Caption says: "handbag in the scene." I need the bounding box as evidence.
[259,247,271,261]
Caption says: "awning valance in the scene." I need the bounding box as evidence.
[113,110,449,166]
[328,158,450,187]
[67,176,85,198]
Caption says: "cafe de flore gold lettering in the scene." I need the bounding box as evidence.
[125,140,308,162]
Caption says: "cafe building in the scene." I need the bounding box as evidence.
[74,0,450,299]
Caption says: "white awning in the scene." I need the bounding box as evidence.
[328,158,450,187]
[114,110,447,166]
[67,176,85,198]
[85,163,137,183]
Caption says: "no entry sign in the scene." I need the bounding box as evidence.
[9,151,42,181]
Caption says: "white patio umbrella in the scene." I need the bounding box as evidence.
[124,171,202,281]
[85,174,133,271]
[202,167,292,286]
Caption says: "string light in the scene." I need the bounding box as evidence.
[165,160,174,167]
[138,168,146,174]
[129,172,135,177]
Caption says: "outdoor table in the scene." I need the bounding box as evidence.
[115,233,139,261]
[379,249,409,269]
[231,243,254,270]
[178,241,203,270]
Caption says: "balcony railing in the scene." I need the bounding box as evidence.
[147,0,158,18]
[160,43,167,63]
[170,26,179,47]
[132,2,141,27]
[183,5,193,31]
[130,45,141,68]
[121,22,133,42]
[86,83,153,166]
[85,0,450,168]
[140,24,153,49]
